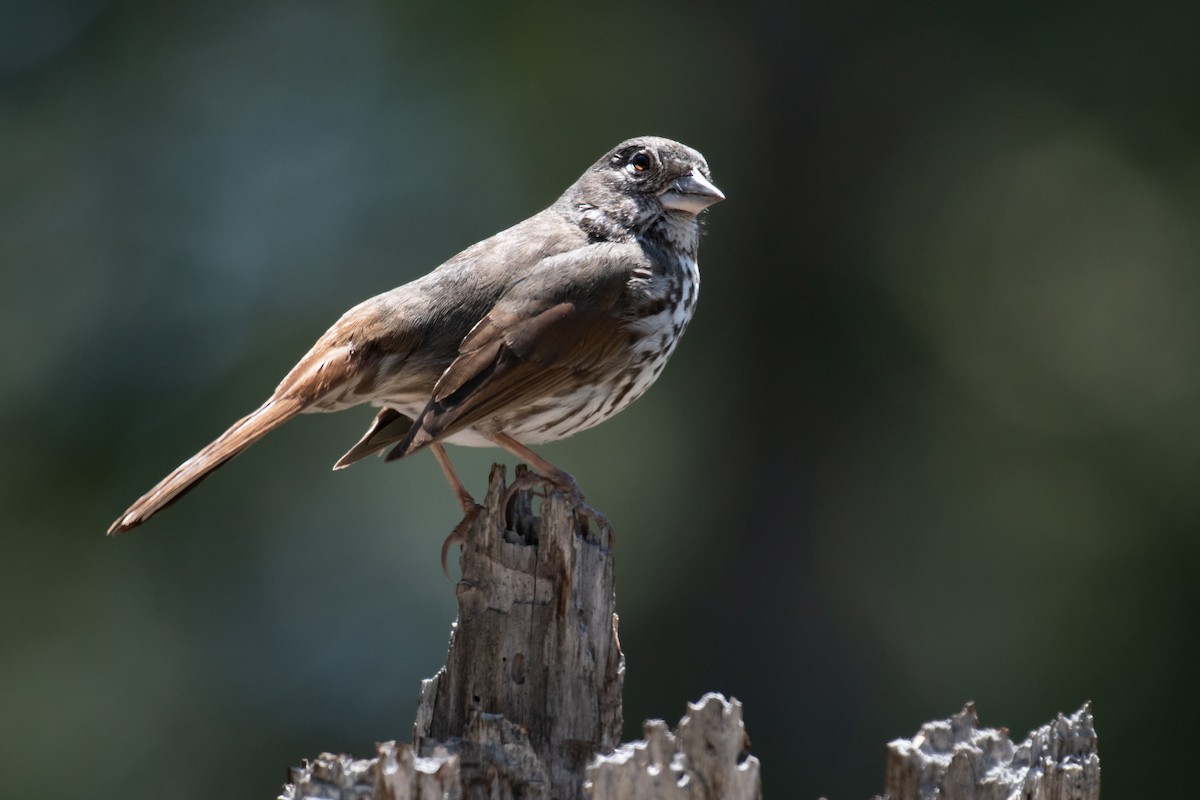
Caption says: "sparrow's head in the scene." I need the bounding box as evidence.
[565,136,725,233]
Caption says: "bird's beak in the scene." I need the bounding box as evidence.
[659,169,726,215]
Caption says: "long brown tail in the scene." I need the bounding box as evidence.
[107,397,304,534]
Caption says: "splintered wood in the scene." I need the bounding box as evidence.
[586,693,762,800]
[883,703,1099,800]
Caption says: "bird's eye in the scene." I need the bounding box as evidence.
[628,152,652,174]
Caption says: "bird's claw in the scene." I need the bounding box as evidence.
[502,470,550,509]
[502,470,611,537]
[441,503,481,579]
[574,501,611,537]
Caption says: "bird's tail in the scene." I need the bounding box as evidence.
[107,398,304,534]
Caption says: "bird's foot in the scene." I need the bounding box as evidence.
[441,503,482,579]
[502,469,611,537]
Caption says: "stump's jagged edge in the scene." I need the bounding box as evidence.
[281,741,461,800]
[882,702,1100,800]
[586,693,762,800]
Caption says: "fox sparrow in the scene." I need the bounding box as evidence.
[109,136,724,554]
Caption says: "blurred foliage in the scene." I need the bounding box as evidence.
[2,0,1198,797]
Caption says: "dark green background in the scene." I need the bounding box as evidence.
[3,0,1197,797]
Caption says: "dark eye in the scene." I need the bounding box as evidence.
[628,152,652,173]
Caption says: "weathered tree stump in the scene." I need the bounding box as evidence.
[881,702,1100,800]
[413,463,624,798]
[281,464,761,800]
[279,464,1097,800]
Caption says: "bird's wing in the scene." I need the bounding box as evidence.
[387,242,644,457]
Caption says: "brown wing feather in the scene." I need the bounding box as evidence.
[333,407,414,468]
[388,299,630,457]
[382,243,650,458]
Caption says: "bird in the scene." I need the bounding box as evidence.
[108,135,724,559]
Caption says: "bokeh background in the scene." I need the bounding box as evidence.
[3,0,1198,797]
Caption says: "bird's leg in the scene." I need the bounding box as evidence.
[487,432,611,535]
[431,443,480,577]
